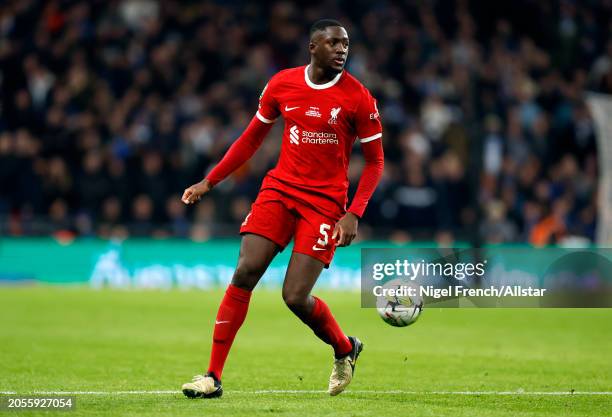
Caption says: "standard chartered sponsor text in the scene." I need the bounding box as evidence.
[301,130,339,144]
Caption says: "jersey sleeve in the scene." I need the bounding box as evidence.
[255,78,281,124]
[354,88,382,143]
[205,115,274,186]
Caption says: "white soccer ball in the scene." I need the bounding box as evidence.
[376,280,423,327]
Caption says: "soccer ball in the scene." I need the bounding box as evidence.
[376,280,423,327]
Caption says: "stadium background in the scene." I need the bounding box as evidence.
[1,0,609,247]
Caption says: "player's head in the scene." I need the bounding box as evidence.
[309,19,348,74]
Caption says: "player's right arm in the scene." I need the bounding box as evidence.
[181,115,274,204]
[182,79,281,205]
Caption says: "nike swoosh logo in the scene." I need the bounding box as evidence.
[215,320,231,324]
[285,106,300,111]
[312,245,326,251]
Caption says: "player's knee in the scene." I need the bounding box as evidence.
[232,260,265,290]
[282,290,308,312]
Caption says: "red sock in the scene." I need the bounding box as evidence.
[304,296,352,358]
[207,284,252,379]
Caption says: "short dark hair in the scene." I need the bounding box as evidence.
[309,19,343,38]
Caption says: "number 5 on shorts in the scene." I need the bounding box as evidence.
[317,223,331,247]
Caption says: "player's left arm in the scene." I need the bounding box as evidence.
[333,89,384,247]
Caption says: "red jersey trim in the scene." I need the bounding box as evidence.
[255,110,276,124]
[359,132,382,143]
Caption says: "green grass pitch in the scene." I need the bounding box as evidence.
[1,287,610,416]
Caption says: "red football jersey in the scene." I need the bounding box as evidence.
[256,65,382,219]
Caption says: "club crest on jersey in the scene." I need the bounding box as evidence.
[328,107,341,124]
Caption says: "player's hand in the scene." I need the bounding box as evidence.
[332,212,359,247]
[181,179,212,204]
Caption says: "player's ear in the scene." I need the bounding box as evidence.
[308,41,316,54]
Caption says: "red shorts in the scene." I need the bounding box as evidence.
[239,189,340,267]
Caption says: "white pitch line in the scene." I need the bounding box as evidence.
[1,390,611,396]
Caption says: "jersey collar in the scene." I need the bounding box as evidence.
[304,65,343,90]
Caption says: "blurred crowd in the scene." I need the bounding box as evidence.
[0,0,609,244]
